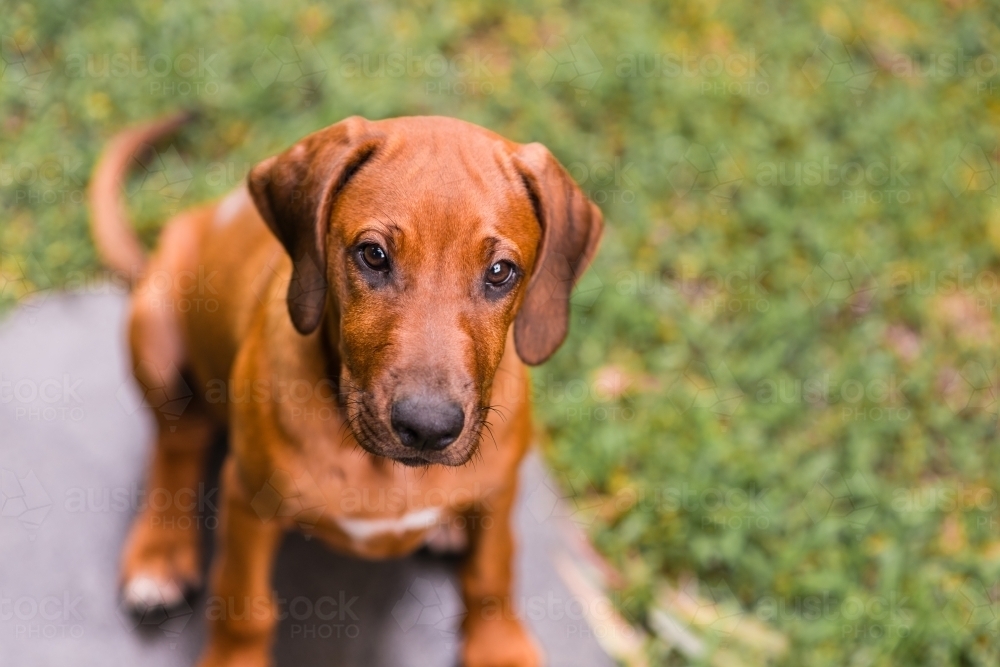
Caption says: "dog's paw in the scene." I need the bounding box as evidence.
[120,511,202,616]
[463,618,542,667]
[120,574,189,616]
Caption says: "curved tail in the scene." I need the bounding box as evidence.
[88,111,195,282]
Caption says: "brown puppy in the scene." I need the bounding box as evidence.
[90,113,602,666]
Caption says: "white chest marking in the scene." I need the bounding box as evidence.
[336,507,442,543]
[214,187,248,228]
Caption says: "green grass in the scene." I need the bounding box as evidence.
[5,0,1000,664]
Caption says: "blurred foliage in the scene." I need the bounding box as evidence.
[5,0,1000,664]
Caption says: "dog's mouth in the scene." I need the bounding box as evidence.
[341,389,484,467]
[395,456,431,468]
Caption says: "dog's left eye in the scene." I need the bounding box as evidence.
[485,261,515,287]
[359,244,390,272]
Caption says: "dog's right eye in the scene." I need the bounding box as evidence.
[359,244,390,272]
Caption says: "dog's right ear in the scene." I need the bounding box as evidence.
[512,143,604,365]
[248,117,382,335]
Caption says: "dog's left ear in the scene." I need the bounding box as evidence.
[512,143,604,366]
[248,117,382,335]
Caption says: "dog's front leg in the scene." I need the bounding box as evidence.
[198,456,285,667]
[460,481,541,667]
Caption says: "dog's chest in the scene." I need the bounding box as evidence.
[299,464,484,557]
[332,506,442,542]
[314,503,457,558]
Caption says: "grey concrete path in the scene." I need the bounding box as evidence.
[0,292,615,667]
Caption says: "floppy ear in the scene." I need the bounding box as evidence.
[247,117,382,334]
[512,142,604,365]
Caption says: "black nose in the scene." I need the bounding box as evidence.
[390,396,465,451]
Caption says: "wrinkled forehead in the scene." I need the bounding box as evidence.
[330,123,541,261]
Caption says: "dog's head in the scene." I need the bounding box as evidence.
[248,116,602,466]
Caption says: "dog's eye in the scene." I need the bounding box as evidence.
[360,244,389,271]
[485,261,515,287]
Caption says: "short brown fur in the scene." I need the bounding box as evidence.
[91,114,603,667]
